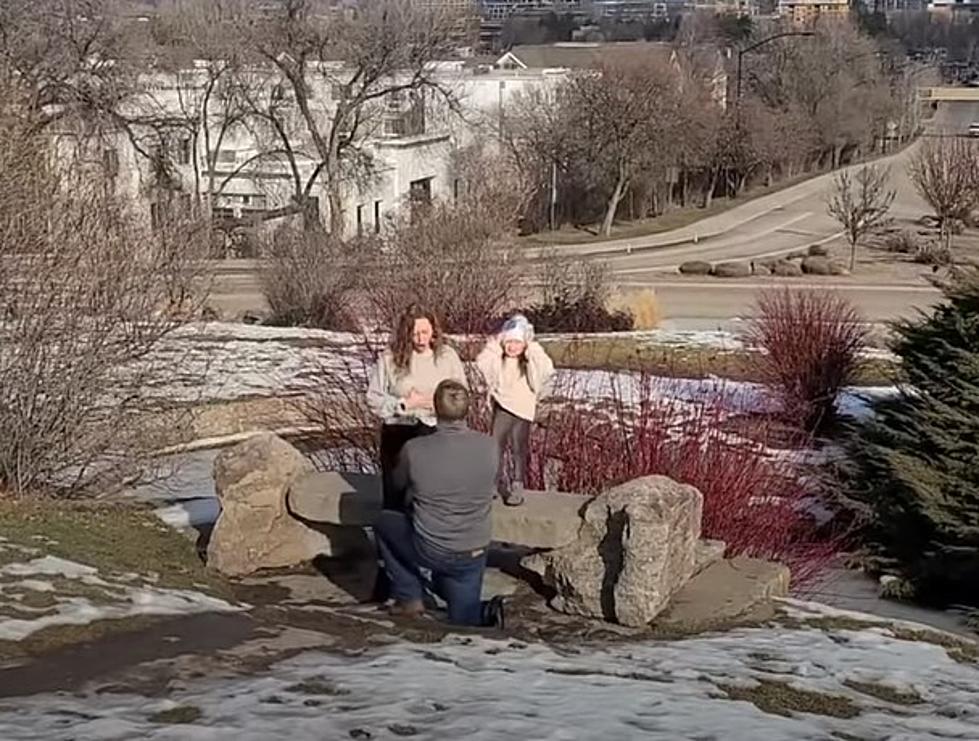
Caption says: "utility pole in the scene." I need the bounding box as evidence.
[549,161,557,232]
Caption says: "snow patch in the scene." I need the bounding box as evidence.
[0,556,240,642]
[1,622,977,740]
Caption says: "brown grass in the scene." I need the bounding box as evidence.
[719,678,861,719]
[540,338,898,386]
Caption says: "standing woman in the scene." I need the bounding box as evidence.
[367,304,467,512]
[476,314,554,506]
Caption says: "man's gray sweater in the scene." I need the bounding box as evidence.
[392,421,498,553]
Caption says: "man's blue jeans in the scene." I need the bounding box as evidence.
[374,510,488,626]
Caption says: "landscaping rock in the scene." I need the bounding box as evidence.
[751,261,773,276]
[801,256,832,275]
[694,539,727,575]
[289,473,586,549]
[712,261,752,278]
[679,260,712,276]
[652,557,791,634]
[772,260,803,277]
[828,261,850,276]
[808,244,830,257]
[208,433,368,577]
[525,475,703,627]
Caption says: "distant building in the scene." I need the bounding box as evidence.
[928,0,979,13]
[777,0,849,26]
[689,0,758,14]
[494,41,729,108]
[479,0,546,19]
[585,0,668,19]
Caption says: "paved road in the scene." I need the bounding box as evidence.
[208,101,978,328]
[640,280,942,332]
[543,100,979,275]
[584,100,979,328]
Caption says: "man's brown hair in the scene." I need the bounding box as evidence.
[434,380,469,422]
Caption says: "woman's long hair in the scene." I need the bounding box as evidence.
[390,303,445,372]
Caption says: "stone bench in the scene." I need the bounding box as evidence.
[206,433,788,628]
[288,471,588,550]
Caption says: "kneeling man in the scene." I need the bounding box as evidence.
[373,379,504,628]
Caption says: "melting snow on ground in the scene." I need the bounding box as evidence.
[0,549,240,642]
[1,599,977,740]
[142,322,899,422]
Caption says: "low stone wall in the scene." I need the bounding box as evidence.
[206,432,790,627]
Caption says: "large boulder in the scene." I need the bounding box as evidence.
[712,261,752,278]
[208,433,368,576]
[772,260,804,277]
[525,476,703,627]
[801,255,832,275]
[679,260,712,276]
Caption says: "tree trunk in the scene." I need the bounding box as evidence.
[849,238,857,273]
[326,190,343,235]
[832,146,843,170]
[601,173,628,237]
[704,168,720,209]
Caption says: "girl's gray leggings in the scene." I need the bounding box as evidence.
[491,402,531,485]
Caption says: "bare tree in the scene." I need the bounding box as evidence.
[908,137,979,250]
[134,1,258,222]
[563,58,683,237]
[366,143,532,334]
[0,96,212,496]
[0,0,136,132]
[222,0,467,234]
[748,18,896,169]
[828,164,896,271]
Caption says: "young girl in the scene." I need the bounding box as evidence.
[367,304,467,513]
[476,314,554,506]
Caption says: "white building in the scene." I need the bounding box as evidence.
[76,42,724,247]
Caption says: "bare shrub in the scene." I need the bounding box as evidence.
[525,255,634,333]
[366,146,530,335]
[295,338,380,474]
[0,108,211,496]
[261,228,364,330]
[540,254,613,308]
[913,241,952,267]
[883,229,919,254]
[908,137,979,250]
[745,290,869,433]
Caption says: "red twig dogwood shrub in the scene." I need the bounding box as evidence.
[301,333,844,593]
[744,289,869,433]
[525,369,845,592]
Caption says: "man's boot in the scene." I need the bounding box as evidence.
[483,595,507,630]
[369,565,391,604]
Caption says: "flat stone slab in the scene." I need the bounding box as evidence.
[693,539,727,575]
[654,556,791,634]
[288,472,587,550]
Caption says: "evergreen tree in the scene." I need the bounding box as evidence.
[845,268,979,606]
